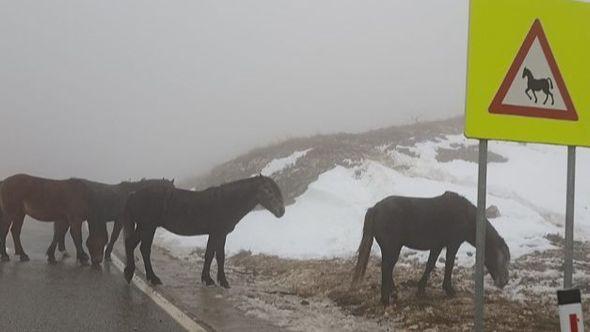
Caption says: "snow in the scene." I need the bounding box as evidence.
[260,149,312,176]
[156,135,590,267]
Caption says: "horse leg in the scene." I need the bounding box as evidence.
[215,234,229,288]
[124,225,141,283]
[417,247,442,296]
[0,218,10,261]
[543,91,550,105]
[10,214,29,261]
[549,91,555,105]
[379,245,401,306]
[442,243,460,297]
[70,221,89,265]
[139,226,161,285]
[532,90,538,103]
[525,88,533,101]
[47,221,68,264]
[58,223,69,257]
[201,235,217,286]
[104,219,123,261]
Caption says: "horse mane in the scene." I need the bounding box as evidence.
[202,176,263,195]
[446,191,510,258]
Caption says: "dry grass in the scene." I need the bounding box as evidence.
[229,241,590,331]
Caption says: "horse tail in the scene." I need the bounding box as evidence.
[548,77,553,89]
[351,207,376,288]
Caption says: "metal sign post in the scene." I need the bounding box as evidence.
[564,146,576,289]
[474,139,488,332]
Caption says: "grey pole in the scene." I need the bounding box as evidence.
[564,146,576,289]
[475,139,488,332]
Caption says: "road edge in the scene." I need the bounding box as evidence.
[110,254,211,332]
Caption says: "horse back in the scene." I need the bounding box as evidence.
[371,193,472,250]
[81,180,126,221]
[0,174,89,221]
[128,187,234,235]
[126,184,174,227]
[161,190,225,235]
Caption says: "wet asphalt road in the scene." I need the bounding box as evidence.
[0,219,186,332]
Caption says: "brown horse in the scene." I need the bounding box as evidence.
[0,174,108,265]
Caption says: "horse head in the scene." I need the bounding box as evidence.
[522,67,531,80]
[484,234,510,288]
[86,221,109,265]
[460,193,510,288]
[255,175,285,218]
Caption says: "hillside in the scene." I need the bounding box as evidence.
[153,117,590,331]
[182,117,505,205]
[154,117,590,330]
[171,116,590,261]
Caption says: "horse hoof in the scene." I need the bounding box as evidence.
[416,288,426,298]
[219,281,231,289]
[201,277,216,286]
[149,276,162,286]
[48,257,57,265]
[20,254,30,262]
[1,255,9,262]
[124,267,135,284]
[444,288,456,298]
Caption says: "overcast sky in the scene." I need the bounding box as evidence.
[0,1,468,183]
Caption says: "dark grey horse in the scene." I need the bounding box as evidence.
[523,67,554,105]
[351,191,510,305]
[123,175,285,287]
[47,178,175,264]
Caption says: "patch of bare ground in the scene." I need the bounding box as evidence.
[228,236,590,331]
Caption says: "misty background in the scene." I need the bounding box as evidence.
[0,1,467,183]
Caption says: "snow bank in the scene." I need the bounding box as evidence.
[260,149,312,176]
[157,135,590,266]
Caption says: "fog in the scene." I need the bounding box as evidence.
[0,1,468,183]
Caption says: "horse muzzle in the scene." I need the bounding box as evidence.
[91,255,104,266]
[494,276,509,289]
[275,207,285,218]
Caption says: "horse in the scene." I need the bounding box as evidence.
[0,174,105,265]
[47,178,175,264]
[522,67,554,106]
[351,191,510,306]
[122,174,285,287]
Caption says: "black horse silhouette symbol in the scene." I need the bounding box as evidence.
[522,67,554,105]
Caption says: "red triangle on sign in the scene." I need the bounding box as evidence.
[489,19,577,121]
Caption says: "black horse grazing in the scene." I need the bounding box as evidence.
[351,191,510,305]
[522,67,554,105]
[47,178,175,264]
[123,175,285,287]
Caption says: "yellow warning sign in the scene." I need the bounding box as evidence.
[465,0,590,146]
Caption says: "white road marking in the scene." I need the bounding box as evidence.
[110,255,209,332]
